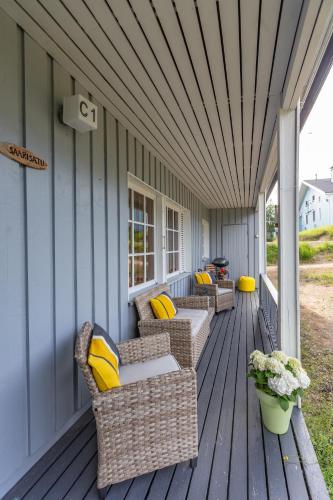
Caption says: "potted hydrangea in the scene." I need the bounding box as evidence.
[248,350,310,434]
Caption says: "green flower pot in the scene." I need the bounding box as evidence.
[256,389,295,435]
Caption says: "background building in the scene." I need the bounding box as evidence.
[299,168,333,230]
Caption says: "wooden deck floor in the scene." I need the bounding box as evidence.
[6,292,329,500]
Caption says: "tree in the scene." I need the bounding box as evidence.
[266,203,276,242]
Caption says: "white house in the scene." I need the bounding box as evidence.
[299,168,333,231]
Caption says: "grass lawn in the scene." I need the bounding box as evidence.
[267,264,333,497]
[302,271,333,286]
[301,310,333,498]
[299,225,333,241]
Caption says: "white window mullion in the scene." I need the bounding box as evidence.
[180,212,185,272]
[128,180,156,294]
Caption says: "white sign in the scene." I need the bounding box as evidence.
[62,94,98,133]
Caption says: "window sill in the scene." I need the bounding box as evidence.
[128,272,192,305]
[128,281,158,305]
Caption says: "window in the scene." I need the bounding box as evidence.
[318,196,321,203]
[313,210,316,222]
[166,206,181,275]
[312,195,315,202]
[128,173,191,294]
[306,214,308,225]
[128,188,155,290]
[202,219,210,260]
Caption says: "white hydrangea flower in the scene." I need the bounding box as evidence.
[271,350,289,365]
[295,368,310,389]
[265,357,285,375]
[250,350,262,361]
[251,352,267,371]
[268,370,300,396]
[288,357,301,371]
[254,356,267,371]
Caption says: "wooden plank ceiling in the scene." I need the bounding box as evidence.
[2,0,333,207]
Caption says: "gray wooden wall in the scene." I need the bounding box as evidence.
[209,208,259,285]
[0,10,208,495]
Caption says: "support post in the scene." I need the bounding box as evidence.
[258,192,267,277]
[277,104,300,358]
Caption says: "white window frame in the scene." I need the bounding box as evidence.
[163,199,191,281]
[128,178,157,294]
[127,173,191,294]
[165,202,182,279]
[202,218,210,261]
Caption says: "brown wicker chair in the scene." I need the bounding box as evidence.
[194,277,235,313]
[75,322,198,499]
[135,284,213,368]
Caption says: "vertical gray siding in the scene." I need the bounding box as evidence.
[0,14,28,486]
[209,208,259,285]
[0,10,208,495]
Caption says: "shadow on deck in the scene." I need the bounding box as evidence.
[5,292,328,500]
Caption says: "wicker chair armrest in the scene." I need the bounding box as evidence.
[173,295,210,309]
[93,368,197,412]
[138,318,192,336]
[117,332,171,365]
[217,279,235,290]
[208,295,215,308]
[193,284,218,296]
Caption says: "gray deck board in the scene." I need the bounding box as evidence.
[6,292,328,500]
[247,294,267,499]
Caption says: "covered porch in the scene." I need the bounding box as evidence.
[1,0,333,498]
[5,292,327,500]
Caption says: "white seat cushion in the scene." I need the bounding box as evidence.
[119,354,180,385]
[217,288,233,295]
[174,308,208,337]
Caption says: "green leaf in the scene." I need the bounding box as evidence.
[278,397,290,411]
[256,372,266,384]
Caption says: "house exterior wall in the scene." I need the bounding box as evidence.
[299,186,333,230]
[209,208,259,286]
[0,11,208,495]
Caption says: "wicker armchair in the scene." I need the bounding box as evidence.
[75,322,198,499]
[135,284,213,368]
[194,278,235,313]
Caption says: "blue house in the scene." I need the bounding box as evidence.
[299,170,333,231]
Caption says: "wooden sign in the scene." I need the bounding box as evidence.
[0,142,47,170]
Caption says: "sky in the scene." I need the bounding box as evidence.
[268,65,333,204]
[300,67,333,182]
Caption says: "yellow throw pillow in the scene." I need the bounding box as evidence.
[150,292,177,319]
[88,324,121,391]
[195,272,212,285]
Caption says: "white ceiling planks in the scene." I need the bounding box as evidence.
[196,0,239,207]
[112,0,227,206]
[175,0,237,208]
[3,0,333,208]
[122,0,227,207]
[253,0,303,204]
[217,0,244,206]
[248,0,281,208]
[239,0,260,207]
[152,0,232,207]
